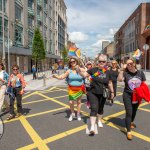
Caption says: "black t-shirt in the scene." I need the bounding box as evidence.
[123,70,146,93]
[87,67,112,94]
[109,68,119,83]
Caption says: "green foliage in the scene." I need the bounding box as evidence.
[32,28,46,61]
[61,46,68,64]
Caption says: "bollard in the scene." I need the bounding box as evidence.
[43,73,46,86]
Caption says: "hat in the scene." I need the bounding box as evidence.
[86,61,92,66]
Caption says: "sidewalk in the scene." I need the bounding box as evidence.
[24,70,66,91]
[24,70,150,91]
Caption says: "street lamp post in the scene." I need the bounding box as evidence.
[2,0,5,66]
[143,44,149,76]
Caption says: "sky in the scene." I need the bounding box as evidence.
[65,0,150,58]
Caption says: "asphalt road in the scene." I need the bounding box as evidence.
[0,85,150,150]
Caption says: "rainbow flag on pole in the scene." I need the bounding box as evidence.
[133,49,142,60]
[68,47,81,58]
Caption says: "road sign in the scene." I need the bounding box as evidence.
[143,44,149,51]
[5,39,13,48]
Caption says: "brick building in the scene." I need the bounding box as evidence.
[114,3,150,69]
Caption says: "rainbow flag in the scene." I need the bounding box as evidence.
[133,49,142,60]
[145,24,150,30]
[68,47,81,58]
[68,47,77,57]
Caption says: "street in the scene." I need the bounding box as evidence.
[0,85,150,150]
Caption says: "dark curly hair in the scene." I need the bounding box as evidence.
[0,62,5,70]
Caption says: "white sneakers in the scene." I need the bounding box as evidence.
[77,113,81,121]
[97,120,103,128]
[68,113,82,121]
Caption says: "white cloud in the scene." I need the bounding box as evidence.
[69,32,89,43]
[109,28,118,35]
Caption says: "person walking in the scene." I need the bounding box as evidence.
[32,65,36,80]
[6,65,26,120]
[77,54,114,135]
[118,58,146,140]
[0,63,9,112]
[53,57,85,121]
[109,60,120,98]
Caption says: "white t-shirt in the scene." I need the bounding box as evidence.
[0,70,4,86]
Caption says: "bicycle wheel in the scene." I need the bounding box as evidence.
[0,117,4,140]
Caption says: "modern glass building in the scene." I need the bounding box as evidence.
[0,0,67,73]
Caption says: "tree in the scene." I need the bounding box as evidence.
[32,28,46,78]
[61,46,68,64]
[32,28,46,66]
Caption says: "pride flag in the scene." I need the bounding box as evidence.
[68,47,81,58]
[133,49,142,60]
[145,24,150,30]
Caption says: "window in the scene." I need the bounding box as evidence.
[28,16,33,27]
[28,0,33,8]
[0,0,7,12]
[28,31,33,48]
[44,13,47,24]
[15,25,23,45]
[0,17,8,39]
[15,4,22,22]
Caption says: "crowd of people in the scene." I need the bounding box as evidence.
[53,54,150,140]
[0,53,149,141]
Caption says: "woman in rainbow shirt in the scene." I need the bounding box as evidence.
[53,57,85,122]
[77,54,114,136]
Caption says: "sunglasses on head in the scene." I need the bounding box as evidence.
[99,60,106,63]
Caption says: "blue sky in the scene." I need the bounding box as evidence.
[65,0,150,58]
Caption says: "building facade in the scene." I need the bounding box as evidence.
[114,3,150,69]
[0,0,67,73]
[103,42,115,59]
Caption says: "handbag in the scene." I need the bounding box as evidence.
[103,86,111,100]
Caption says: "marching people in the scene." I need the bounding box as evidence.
[0,63,9,112]
[7,65,26,120]
[52,57,85,121]
[109,60,120,98]
[77,54,114,135]
[118,58,147,140]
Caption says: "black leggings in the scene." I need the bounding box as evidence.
[123,92,139,132]
[113,82,117,97]
[87,92,106,116]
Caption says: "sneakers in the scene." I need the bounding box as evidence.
[68,113,82,121]
[77,113,81,121]
[68,113,75,121]
[89,125,95,136]
[97,120,103,128]
[127,132,133,140]
[15,113,22,118]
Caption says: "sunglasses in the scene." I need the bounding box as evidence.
[99,60,106,63]
[70,61,76,64]
[127,62,133,66]
[13,68,18,71]
[112,63,117,65]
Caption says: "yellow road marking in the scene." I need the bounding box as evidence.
[139,107,150,113]
[55,87,68,92]
[3,107,67,124]
[18,116,49,150]
[23,99,48,105]
[40,89,64,94]
[27,107,67,118]
[37,92,69,108]
[103,120,150,142]
[52,95,68,99]
[140,102,150,107]
[103,110,125,121]
[45,125,86,143]
[22,91,37,100]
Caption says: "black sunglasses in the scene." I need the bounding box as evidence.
[99,60,106,63]
[70,61,76,64]
[13,68,18,70]
[127,62,133,66]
